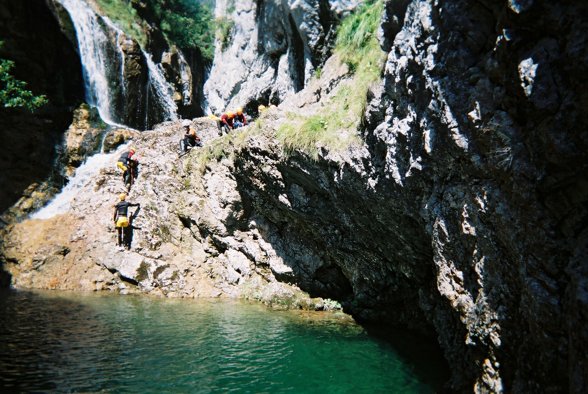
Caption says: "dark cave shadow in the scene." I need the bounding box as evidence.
[363,322,452,393]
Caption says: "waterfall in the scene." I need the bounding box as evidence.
[103,17,127,99]
[31,146,127,219]
[143,51,178,123]
[58,0,117,124]
[178,51,192,106]
[57,0,178,128]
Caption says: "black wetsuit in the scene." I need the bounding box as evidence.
[114,201,139,221]
[113,201,140,248]
[118,152,138,186]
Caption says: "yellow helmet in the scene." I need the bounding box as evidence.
[258,104,266,111]
[129,147,136,154]
[119,193,127,201]
[236,107,243,115]
[227,111,235,118]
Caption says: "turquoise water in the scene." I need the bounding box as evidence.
[0,290,444,393]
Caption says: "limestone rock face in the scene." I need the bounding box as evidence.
[2,118,329,310]
[203,0,357,114]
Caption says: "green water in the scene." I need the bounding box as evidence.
[0,290,444,393]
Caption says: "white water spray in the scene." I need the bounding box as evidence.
[31,147,125,219]
[178,51,192,106]
[143,50,178,122]
[57,0,117,123]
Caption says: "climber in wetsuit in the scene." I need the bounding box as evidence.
[233,107,248,128]
[117,148,139,190]
[113,193,140,249]
[180,119,202,153]
[219,111,235,135]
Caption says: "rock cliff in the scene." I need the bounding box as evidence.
[203,0,359,113]
[2,0,587,393]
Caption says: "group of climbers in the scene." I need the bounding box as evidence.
[112,119,204,249]
[219,107,248,134]
[114,147,140,250]
[111,105,262,249]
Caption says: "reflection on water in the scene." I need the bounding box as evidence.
[0,290,445,393]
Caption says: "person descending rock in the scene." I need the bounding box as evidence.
[113,193,140,250]
[233,107,248,128]
[117,147,139,191]
[220,111,235,135]
[180,119,202,154]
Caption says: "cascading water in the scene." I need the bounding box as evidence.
[31,145,127,219]
[56,0,178,129]
[178,51,193,106]
[143,51,178,126]
[58,0,116,124]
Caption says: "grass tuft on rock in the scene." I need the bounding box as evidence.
[277,0,385,159]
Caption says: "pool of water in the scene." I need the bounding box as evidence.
[0,290,445,393]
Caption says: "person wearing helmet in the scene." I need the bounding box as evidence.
[219,111,235,135]
[233,107,248,128]
[180,119,202,154]
[113,193,140,249]
[117,147,139,191]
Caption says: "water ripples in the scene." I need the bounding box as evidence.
[0,290,441,393]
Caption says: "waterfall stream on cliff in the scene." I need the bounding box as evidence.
[57,0,178,128]
[58,0,116,123]
[0,290,444,392]
[30,146,125,220]
[143,51,178,124]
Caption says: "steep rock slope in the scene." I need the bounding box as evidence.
[2,119,331,310]
[204,0,358,113]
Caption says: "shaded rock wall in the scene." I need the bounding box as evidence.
[0,0,84,216]
[208,0,587,392]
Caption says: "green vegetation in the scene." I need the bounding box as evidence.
[277,0,385,159]
[95,0,215,62]
[215,16,235,51]
[94,0,147,47]
[149,0,214,61]
[0,41,47,111]
[190,128,251,174]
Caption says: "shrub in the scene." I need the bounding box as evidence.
[276,0,385,158]
[0,42,47,111]
[215,16,235,51]
[95,0,215,62]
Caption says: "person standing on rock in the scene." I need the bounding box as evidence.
[113,193,140,250]
[117,147,139,191]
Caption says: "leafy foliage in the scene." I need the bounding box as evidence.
[148,0,215,61]
[215,16,235,51]
[95,0,147,47]
[0,42,47,111]
[95,0,215,62]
